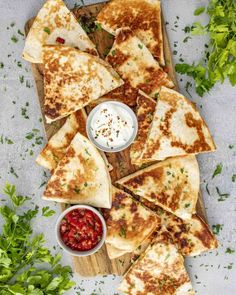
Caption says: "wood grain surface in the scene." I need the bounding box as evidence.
[25,2,207,277]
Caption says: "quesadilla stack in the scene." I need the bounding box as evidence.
[119,229,195,295]
[102,187,159,259]
[106,28,174,98]
[130,91,156,165]
[23,0,97,63]
[117,156,199,220]
[43,45,123,123]
[36,109,87,171]
[141,87,216,162]
[97,0,165,65]
[43,132,111,208]
[140,199,218,256]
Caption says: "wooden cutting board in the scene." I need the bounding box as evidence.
[25,2,207,277]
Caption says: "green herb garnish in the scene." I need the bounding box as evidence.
[176,0,236,96]
[212,224,223,235]
[194,7,205,16]
[42,206,56,217]
[44,27,51,34]
[212,163,223,178]
[0,183,75,293]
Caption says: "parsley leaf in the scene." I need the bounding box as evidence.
[212,163,223,178]
[42,206,56,217]
[194,7,205,16]
[0,183,75,293]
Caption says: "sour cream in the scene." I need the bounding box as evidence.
[87,101,138,152]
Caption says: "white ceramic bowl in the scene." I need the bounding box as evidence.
[55,205,107,257]
[86,101,138,153]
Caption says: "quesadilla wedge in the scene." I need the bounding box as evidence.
[142,87,216,161]
[117,156,199,219]
[23,0,97,63]
[119,228,195,295]
[140,199,218,256]
[130,91,156,165]
[43,132,112,208]
[106,28,174,98]
[36,109,87,171]
[43,45,123,123]
[97,0,165,65]
[102,186,159,259]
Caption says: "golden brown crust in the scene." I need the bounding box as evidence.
[97,0,164,65]
[106,28,173,98]
[130,92,156,164]
[142,87,216,161]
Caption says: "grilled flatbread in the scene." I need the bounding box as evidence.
[43,132,111,208]
[23,0,97,63]
[140,199,218,256]
[36,109,87,171]
[106,28,174,98]
[102,187,159,259]
[130,91,156,165]
[97,0,165,65]
[117,156,199,219]
[119,229,195,295]
[142,87,216,161]
[43,45,123,123]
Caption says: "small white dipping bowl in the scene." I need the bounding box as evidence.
[86,101,138,153]
[55,205,106,257]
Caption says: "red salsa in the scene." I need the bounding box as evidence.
[56,37,65,44]
[60,208,103,251]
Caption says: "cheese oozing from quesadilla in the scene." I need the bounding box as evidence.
[119,228,195,295]
[142,87,216,161]
[117,156,199,220]
[22,0,97,63]
[43,132,112,208]
[106,28,174,98]
[130,91,156,165]
[97,0,165,65]
[139,199,218,256]
[101,186,159,259]
[36,109,87,171]
[43,45,124,123]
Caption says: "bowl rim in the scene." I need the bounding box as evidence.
[55,204,107,257]
[86,100,138,153]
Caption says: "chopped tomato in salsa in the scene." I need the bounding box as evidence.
[60,208,103,251]
[56,37,65,44]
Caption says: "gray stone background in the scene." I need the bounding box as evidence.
[0,0,235,294]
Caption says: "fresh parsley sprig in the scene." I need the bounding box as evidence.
[0,183,75,294]
[176,0,236,96]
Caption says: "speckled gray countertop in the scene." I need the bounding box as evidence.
[0,0,235,294]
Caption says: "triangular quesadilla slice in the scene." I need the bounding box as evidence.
[43,132,111,208]
[130,91,156,165]
[140,199,218,256]
[101,186,159,259]
[36,109,87,171]
[43,45,123,123]
[117,156,199,219]
[142,87,216,161]
[106,28,174,98]
[97,0,165,65]
[23,0,97,63]
[119,228,195,295]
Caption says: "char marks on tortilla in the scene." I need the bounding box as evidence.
[43,45,123,123]
[101,186,159,259]
[142,87,216,161]
[36,109,87,171]
[106,28,174,98]
[97,0,165,65]
[117,156,200,220]
[119,228,195,295]
[130,91,156,165]
[23,0,97,63]
[43,132,111,208]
